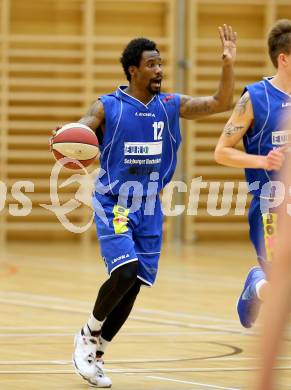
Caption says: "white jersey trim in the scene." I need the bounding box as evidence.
[99,233,131,240]
[137,275,153,287]
[106,98,123,195]
[158,97,174,187]
[118,86,156,108]
[136,251,161,255]
[264,76,291,99]
[109,258,138,275]
[257,81,272,182]
[247,82,270,143]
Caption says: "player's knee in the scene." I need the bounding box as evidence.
[130,280,142,297]
[113,261,138,289]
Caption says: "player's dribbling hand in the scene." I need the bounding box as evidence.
[219,24,237,65]
[264,146,287,171]
[52,125,62,136]
[49,125,62,151]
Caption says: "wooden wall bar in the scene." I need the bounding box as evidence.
[1,0,290,244]
[0,0,176,244]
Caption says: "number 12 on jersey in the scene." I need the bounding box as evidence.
[153,121,164,141]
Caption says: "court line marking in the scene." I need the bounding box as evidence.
[104,366,291,373]
[137,308,239,324]
[146,375,239,390]
[0,297,89,314]
[0,291,89,306]
[0,326,75,330]
[1,291,289,337]
[119,315,252,335]
[159,275,241,289]
[0,324,139,330]
[7,291,291,336]
[0,291,240,325]
[0,370,73,374]
[0,361,71,365]
[0,331,248,337]
[0,297,251,335]
[1,366,291,374]
[0,290,289,382]
[0,333,74,337]
[1,356,291,366]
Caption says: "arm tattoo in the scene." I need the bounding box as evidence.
[79,99,104,129]
[224,122,244,137]
[186,100,213,115]
[181,96,214,118]
[234,93,250,115]
[86,99,103,117]
[196,100,213,115]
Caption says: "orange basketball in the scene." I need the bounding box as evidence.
[51,123,99,170]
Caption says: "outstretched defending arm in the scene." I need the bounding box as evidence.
[180,24,236,119]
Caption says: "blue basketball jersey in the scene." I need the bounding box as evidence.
[96,86,181,197]
[243,78,291,196]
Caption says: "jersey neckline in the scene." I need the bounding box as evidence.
[118,86,157,109]
[264,76,291,99]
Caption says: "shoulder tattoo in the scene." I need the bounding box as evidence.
[234,93,250,115]
[224,122,244,137]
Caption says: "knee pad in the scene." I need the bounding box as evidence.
[111,261,138,290]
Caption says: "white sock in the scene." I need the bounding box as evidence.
[98,336,110,354]
[255,279,267,300]
[83,313,103,335]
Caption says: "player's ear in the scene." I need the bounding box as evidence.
[278,52,288,67]
[128,65,136,79]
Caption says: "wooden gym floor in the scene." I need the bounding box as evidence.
[0,241,291,390]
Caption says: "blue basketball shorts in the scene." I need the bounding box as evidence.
[248,196,277,272]
[92,192,163,286]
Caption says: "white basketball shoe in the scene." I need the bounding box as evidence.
[87,359,112,388]
[73,329,100,379]
[73,328,112,387]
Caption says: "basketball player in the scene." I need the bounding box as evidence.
[59,25,237,388]
[215,19,291,329]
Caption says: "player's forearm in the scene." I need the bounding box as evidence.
[213,61,234,112]
[215,147,266,169]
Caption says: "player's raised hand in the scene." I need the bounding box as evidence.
[264,146,287,171]
[219,24,237,65]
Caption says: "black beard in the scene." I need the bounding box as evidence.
[147,83,161,95]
